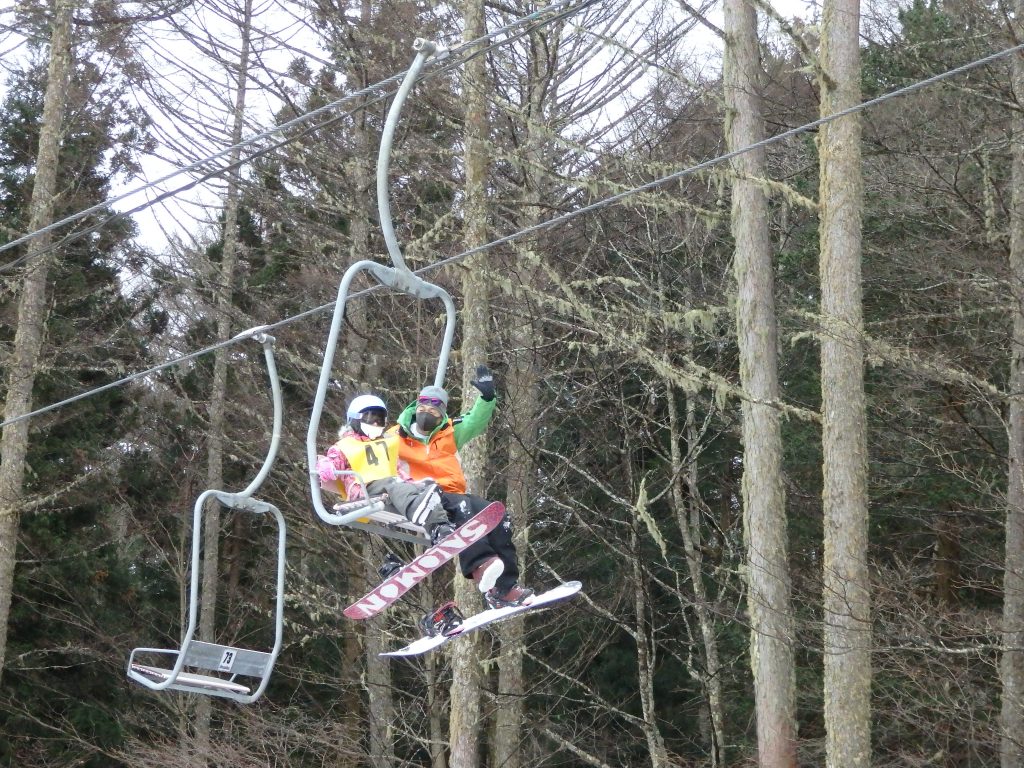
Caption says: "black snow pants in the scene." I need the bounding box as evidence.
[440,492,520,593]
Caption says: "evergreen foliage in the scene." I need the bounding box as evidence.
[0,34,155,767]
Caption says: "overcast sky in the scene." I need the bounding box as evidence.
[2,0,828,255]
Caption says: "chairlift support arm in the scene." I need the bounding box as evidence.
[308,40,457,533]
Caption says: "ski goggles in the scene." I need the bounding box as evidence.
[417,396,445,408]
[360,409,386,426]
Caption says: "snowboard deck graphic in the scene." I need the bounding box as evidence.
[343,502,505,620]
[382,580,583,657]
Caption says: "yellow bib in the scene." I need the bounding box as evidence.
[336,433,400,486]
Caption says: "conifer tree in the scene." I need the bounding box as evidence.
[0,0,74,687]
[724,1,797,765]
[0,3,156,763]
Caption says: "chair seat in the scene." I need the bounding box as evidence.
[129,663,251,695]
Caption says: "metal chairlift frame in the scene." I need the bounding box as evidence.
[127,328,286,704]
[307,39,455,546]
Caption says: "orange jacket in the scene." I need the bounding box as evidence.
[392,422,466,493]
[391,394,496,493]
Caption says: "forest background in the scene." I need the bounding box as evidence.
[2,0,1023,766]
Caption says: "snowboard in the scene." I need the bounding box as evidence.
[343,501,506,620]
[381,580,583,657]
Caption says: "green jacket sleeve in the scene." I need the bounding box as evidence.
[452,395,497,449]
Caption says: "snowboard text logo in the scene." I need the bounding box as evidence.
[346,518,492,618]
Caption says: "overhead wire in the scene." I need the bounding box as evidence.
[2,32,1023,430]
[0,0,604,273]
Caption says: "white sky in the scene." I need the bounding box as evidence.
[1,0,826,255]
[111,0,329,254]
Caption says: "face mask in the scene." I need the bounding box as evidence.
[416,411,442,432]
[362,423,385,439]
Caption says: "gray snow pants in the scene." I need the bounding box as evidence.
[365,477,447,530]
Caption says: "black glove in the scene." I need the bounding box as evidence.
[471,364,496,401]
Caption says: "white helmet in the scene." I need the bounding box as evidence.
[346,394,388,438]
[347,394,387,420]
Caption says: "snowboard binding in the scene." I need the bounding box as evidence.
[418,601,464,638]
[378,552,405,582]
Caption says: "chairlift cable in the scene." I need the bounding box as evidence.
[0,0,603,273]
[0,0,599,277]
[2,38,1022,431]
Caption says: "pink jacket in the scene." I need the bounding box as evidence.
[317,426,412,500]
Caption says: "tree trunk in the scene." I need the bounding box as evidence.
[196,0,253,753]
[934,503,960,605]
[426,651,448,768]
[723,1,797,766]
[1002,6,1024,765]
[819,1,871,766]
[667,385,726,767]
[493,326,539,768]
[448,579,483,767]
[0,0,74,685]
[345,0,391,751]
[631,519,670,768]
[364,541,395,767]
[449,0,492,763]
[490,21,553,767]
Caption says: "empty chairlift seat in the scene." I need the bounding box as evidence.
[126,331,286,704]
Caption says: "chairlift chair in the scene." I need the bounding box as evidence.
[307,39,456,546]
[127,328,286,704]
